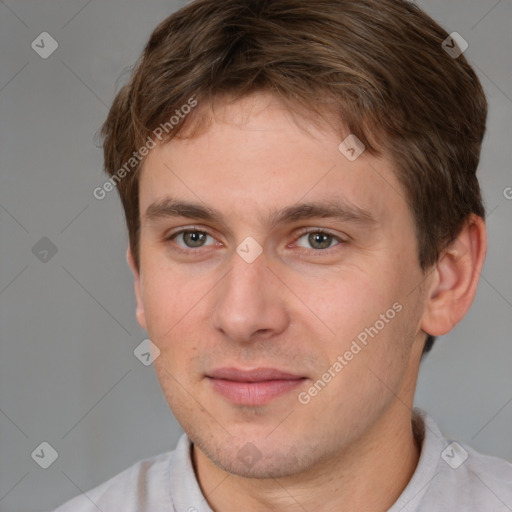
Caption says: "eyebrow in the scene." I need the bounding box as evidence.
[144,197,377,229]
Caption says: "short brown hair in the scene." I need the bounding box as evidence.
[101,0,487,352]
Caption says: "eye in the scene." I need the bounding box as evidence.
[295,230,342,250]
[170,229,217,249]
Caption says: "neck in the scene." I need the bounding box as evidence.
[192,402,421,512]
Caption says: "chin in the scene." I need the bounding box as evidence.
[192,429,322,479]
[213,446,304,479]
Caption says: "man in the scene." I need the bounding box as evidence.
[55,0,512,510]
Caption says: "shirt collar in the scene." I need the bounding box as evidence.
[168,433,214,512]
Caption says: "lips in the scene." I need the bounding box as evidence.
[207,367,306,405]
[209,367,303,382]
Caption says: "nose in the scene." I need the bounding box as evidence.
[211,253,290,344]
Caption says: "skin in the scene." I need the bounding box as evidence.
[128,92,486,511]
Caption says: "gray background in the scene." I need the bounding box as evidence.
[0,0,511,511]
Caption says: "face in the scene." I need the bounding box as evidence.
[132,93,428,478]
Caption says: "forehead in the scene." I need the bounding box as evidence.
[138,93,408,228]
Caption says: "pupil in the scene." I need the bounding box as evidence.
[309,232,331,249]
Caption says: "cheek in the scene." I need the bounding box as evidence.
[302,269,388,341]
[308,265,416,368]
[140,264,201,340]
[140,262,215,375]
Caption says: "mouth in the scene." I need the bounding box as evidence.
[206,367,307,406]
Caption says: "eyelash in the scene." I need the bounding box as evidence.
[293,227,345,252]
[165,227,345,255]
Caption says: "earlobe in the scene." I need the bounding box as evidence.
[421,215,487,337]
[126,247,147,330]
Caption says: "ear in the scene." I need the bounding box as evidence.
[421,214,487,337]
[126,246,147,330]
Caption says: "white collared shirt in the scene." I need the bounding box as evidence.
[52,409,512,511]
